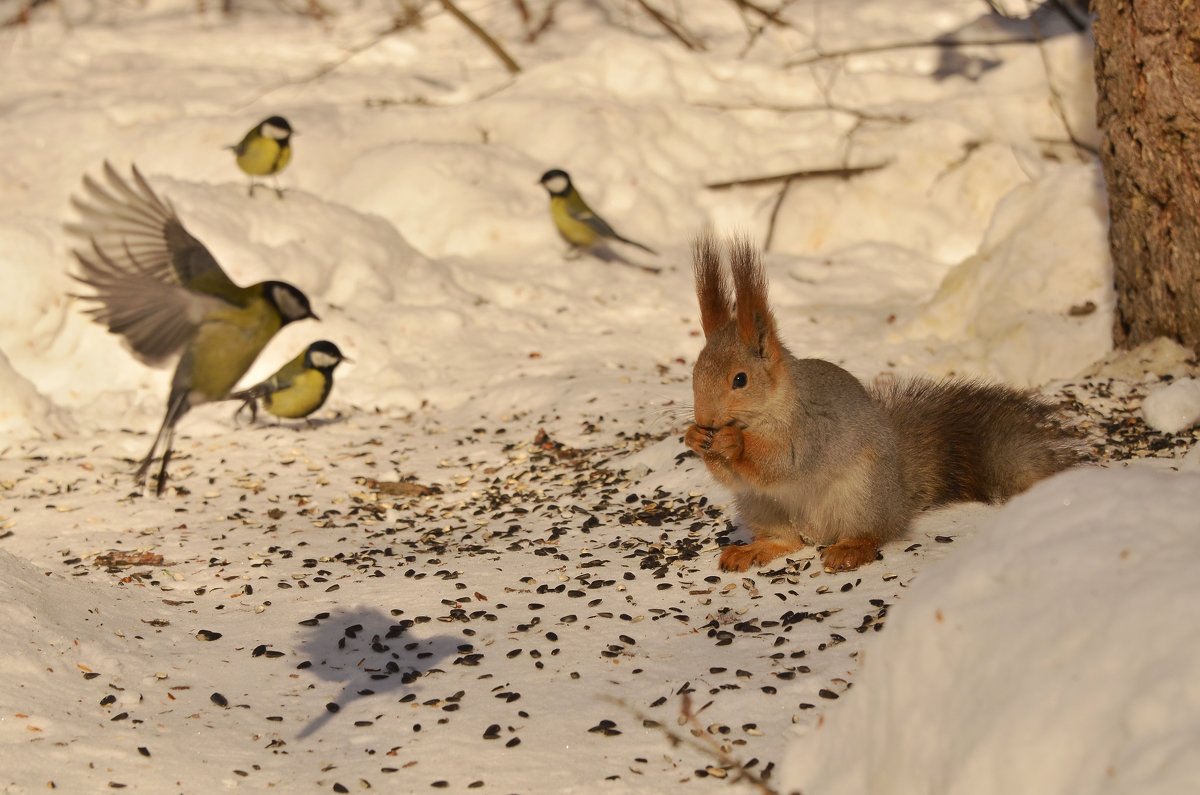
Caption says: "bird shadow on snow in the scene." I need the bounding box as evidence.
[584,246,664,275]
[293,606,458,739]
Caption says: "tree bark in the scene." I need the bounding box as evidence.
[1093,0,1200,352]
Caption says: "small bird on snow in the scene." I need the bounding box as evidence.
[538,168,658,258]
[232,340,348,424]
[229,115,294,197]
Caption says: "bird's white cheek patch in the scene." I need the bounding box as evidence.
[310,351,340,368]
[271,287,308,321]
[544,175,568,193]
[262,122,290,140]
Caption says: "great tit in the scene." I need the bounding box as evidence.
[229,116,293,197]
[232,340,347,423]
[538,169,658,256]
[69,162,318,495]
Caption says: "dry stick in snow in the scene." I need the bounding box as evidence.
[633,0,704,51]
[786,35,1040,67]
[763,177,794,252]
[613,694,780,795]
[705,161,889,190]
[440,0,522,74]
[729,0,792,27]
[706,163,890,252]
[522,0,560,43]
[1024,0,1096,158]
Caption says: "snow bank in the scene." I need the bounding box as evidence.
[0,346,74,439]
[900,163,1113,387]
[782,466,1200,795]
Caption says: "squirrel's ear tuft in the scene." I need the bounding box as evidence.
[692,230,732,338]
[729,236,781,360]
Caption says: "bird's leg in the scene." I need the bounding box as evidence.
[139,390,187,497]
[154,430,175,497]
[134,410,175,488]
[273,175,284,199]
[248,180,257,198]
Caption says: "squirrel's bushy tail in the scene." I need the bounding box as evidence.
[872,378,1081,509]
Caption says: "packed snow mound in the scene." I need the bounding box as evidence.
[783,466,1200,795]
[0,346,74,439]
[0,548,150,747]
[901,163,1113,387]
[1141,377,1200,434]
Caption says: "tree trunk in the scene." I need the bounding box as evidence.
[1093,0,1200,352]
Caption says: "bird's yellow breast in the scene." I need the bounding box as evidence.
[263,369,328,419]
[549,196,599,248]
[186,296,282,403]
[236,137,290,177]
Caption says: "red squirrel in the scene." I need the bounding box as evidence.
[684,234,1079,573]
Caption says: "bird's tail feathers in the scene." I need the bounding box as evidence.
[614,234,658,256]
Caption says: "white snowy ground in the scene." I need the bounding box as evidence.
[1,1,1197,793]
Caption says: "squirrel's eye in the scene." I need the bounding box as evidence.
[732,372,748,389]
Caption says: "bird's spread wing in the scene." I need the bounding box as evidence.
[68,163,240,366]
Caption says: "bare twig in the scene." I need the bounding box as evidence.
[2,0,54,28]
[730,0,791,27]
[786,35,1039,67]
[440,0,522,74]
[633,0,704,51]
[612,694,781,795]
[1023,0,1096,158]
[692,100,911,124]
[764,177,793,252]
[731,0,798,58]
[706,161,890,190]
[523,0,560,43]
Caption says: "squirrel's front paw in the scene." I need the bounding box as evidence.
[684,424,714,455]
[707,424,744,461]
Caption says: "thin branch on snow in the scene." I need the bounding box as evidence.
[728,0,791,28]
[440,0,522,74]
[705,162,890,190]
[1023,0,1097,159]
[611,694,781,795]
[691,100,912,124]
[632,0,705,51]
[2,0,58,29]
[730,0,799,58]
[785,34,1041,68]
[764,177,793,252]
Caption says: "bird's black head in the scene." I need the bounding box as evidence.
[263,281,317,325]
[304,340,346,372]
[538,169,572,197]
[260,116,293,141]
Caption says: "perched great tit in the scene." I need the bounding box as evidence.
[538,169,658,256]
[229,116,293,197]
[69,162,318,495]
[232,340,347,423]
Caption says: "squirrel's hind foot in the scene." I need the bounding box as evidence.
[821,538,880,572]
[719,539,804,572]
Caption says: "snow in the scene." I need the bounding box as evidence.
[1141,378,1200,434]
[782,467,1200,795]
[0,0,1196,792]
